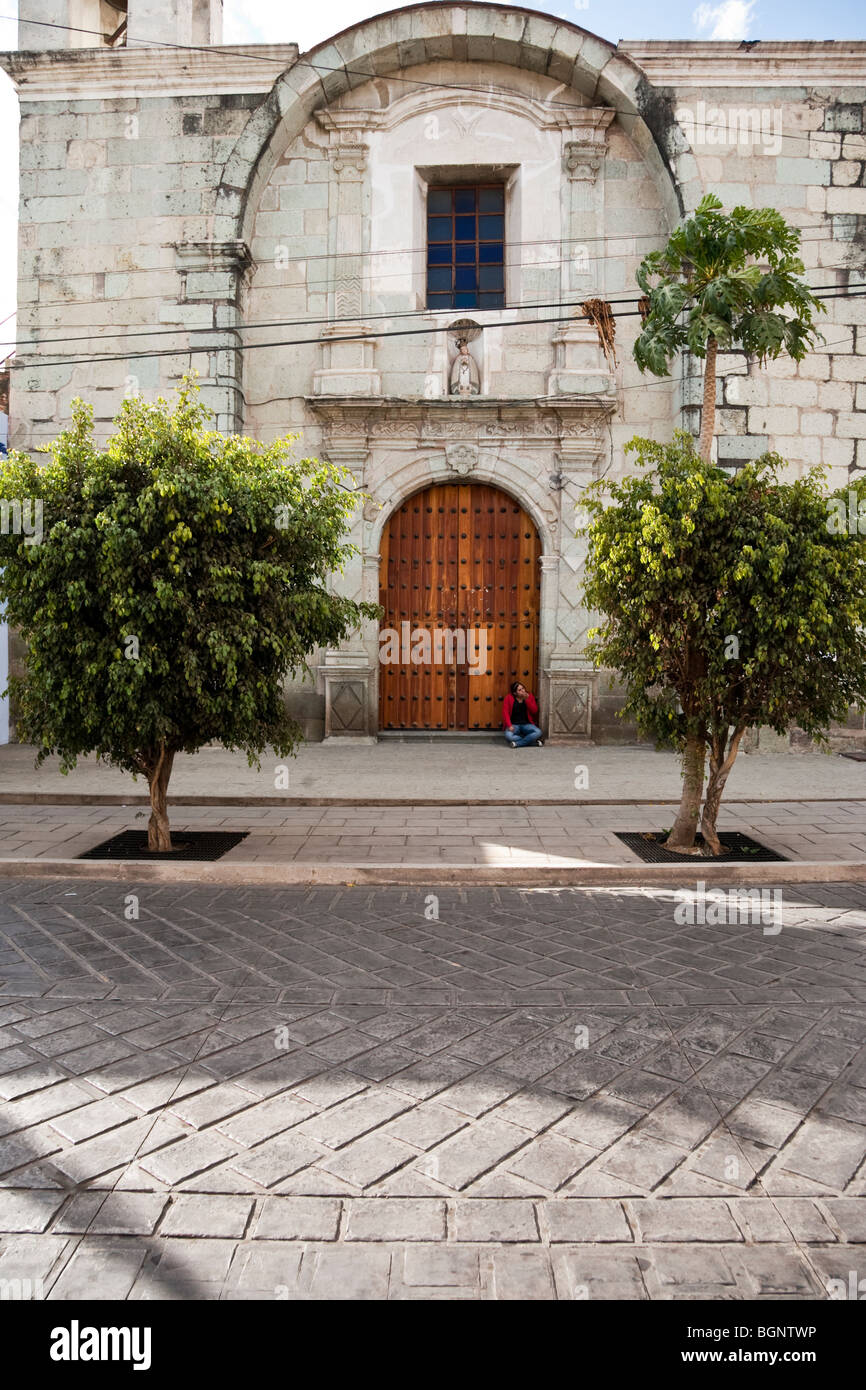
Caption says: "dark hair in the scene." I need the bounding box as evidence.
[510,680,526,695]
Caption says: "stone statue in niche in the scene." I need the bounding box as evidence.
[449,339,480,397]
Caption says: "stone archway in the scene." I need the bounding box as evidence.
[215,6,694,252]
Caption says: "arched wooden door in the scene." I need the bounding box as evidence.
[379,482,541,730]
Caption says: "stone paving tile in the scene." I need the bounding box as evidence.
[318,1134,417,1190]
[296,1088,412,1149]
[629,1198,744,1243]
[48,1238,151,1300]
[253,1197,342,1241]
[417,1117,533,1191]
[55,1192,168,1235]
[0,881,865,1299]
[452,1199,539,1243]
[159,1195,254,1239]
[345,1198,446,1242]
[228,1134,326,1188]
[0,1189,65,1232]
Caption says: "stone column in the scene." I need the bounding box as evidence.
[542,412,613,743]
[319,439,379,741]
[549,110,616,398]
[313,113,381,396]
[173,240,253,434]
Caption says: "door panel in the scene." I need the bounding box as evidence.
[379,482,540,730]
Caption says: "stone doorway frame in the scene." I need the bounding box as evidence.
[309,397,613,744]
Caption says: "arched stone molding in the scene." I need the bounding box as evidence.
[334,445,575,741]
[214,4,697,252]
[366,464,557,739]
[365,450,557,558]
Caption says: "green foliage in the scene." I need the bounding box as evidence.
[0,382,380,778]
[581,432,866,753]
[634,194,825,376]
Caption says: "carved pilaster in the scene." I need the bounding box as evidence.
[313,111,380,395]
[173,240,254,433]
[560,109,615,301]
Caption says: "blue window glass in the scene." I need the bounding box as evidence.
[479,186,504,212]
[478,215,504,241]
[427,267,452,292]
[426,184,505,310]
[427,217,452,242]
[427,188,451,214]
[479,265,504,291]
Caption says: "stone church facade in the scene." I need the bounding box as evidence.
[2,3,865,746]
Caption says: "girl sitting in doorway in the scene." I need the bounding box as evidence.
[502,680,543,748]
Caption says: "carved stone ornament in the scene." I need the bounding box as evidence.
[331,144,368,178]
[446,443,479,476]
[563,142,604,182]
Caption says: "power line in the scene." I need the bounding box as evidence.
[3,14,848,150]
[12,278,860,355]
[14,222,844,303]
[13,285,866,372]
[13,222,854,333]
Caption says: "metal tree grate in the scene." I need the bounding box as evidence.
[615,831,787,865]
[79,830,248,862]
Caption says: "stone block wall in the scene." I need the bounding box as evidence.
[1,14,865,747]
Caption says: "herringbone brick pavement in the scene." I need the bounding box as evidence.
[0,882,864,1298]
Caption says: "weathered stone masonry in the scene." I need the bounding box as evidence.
[1,4,865,747]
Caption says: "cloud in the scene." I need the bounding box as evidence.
[692,0,756,40]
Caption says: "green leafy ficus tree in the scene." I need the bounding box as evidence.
[582,433,866,854]
[634,194,825,462]
[0,383,379,851]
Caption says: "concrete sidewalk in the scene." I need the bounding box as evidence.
[1,799,865,886]
[1,741,864,804]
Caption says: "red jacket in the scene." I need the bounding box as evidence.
[502,691,539,729]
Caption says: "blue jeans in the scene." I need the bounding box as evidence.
[505,722,542,747]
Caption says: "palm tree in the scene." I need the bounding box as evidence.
[635,193,824,463]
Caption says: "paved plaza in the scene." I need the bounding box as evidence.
[0,880,864,1298]
[1,741,864,804]
[2,800,866,871]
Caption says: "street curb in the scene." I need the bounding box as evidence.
[2,858,865,886]
[0,793,863,808]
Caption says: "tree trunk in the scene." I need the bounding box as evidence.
[701,725,746,856]
[145,744,175,853]
[699,335,718,463]
[664,732,706,852]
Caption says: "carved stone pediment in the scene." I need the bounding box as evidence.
[306,397,617,459]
